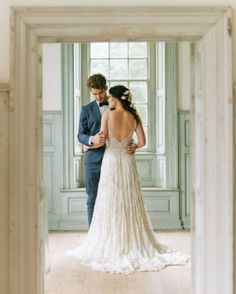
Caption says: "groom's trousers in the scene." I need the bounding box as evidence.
[85,161,102,227]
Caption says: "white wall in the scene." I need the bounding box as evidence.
[42,44,62,111]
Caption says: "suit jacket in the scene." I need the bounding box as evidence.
[78,100,106,164]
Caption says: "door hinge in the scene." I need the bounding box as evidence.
[228,18,232,36]
[38,54,42,64]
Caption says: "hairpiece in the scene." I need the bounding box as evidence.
[121,89,132,102]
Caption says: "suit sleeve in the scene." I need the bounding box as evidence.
[78,107,91,146]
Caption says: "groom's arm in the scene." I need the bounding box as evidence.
[78,107,91,146]
[83,112,107,151]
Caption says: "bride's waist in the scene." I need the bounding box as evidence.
[105,147,130,154]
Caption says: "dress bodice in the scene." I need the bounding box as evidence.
[106,115,137,152]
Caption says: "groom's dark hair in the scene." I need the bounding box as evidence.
[87,73,107,89]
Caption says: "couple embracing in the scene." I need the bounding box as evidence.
[67,73,189,274]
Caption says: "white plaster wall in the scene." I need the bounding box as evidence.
[42,44,62,111]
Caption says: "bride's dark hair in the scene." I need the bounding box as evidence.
[109,85,141,123]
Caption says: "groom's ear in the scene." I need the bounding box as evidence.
[104,85,108,91]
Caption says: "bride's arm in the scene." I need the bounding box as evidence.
[99,111,108,138]
[83,111,108,151]
[134,119,146,149]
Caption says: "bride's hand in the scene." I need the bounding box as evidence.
[126,143,137,154]
[83,144,90,152]
[91,131,106,145]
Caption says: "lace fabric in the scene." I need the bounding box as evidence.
[66,114,190,273]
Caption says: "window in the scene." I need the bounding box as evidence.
[71,42,177,188]
[89,42,149,147]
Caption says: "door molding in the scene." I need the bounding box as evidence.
[9,6,233,294]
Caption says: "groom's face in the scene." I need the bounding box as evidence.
[91,86,107,103]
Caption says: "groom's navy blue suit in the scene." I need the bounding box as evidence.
[78,100,106,226]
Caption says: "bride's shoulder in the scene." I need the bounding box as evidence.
[103,110,109,116]
[101,110,109,120]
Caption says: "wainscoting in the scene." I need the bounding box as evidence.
[178,111,190,229]
[43,112,63,229]
[58,188,181,230]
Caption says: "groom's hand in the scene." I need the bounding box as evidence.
[126,143,137,154]
[91,131,106,145]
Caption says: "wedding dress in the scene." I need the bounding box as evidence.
[67,116,190,273]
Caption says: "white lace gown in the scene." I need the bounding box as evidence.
[67,119,190,273]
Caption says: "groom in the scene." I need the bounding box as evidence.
[78,73,137,227]
[78,73,109,227]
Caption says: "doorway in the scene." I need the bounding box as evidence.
[9,7,233,294]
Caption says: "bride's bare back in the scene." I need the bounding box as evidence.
[108,110,135,142]
[99,109,145,149]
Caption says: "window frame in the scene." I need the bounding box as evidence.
[86,42,157,152]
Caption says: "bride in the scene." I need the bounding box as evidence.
[67,85,190,273]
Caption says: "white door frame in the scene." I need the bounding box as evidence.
[9,6,233,294]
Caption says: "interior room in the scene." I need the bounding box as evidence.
[42,41,192,293]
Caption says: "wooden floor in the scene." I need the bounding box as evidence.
[44,231,191,294]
